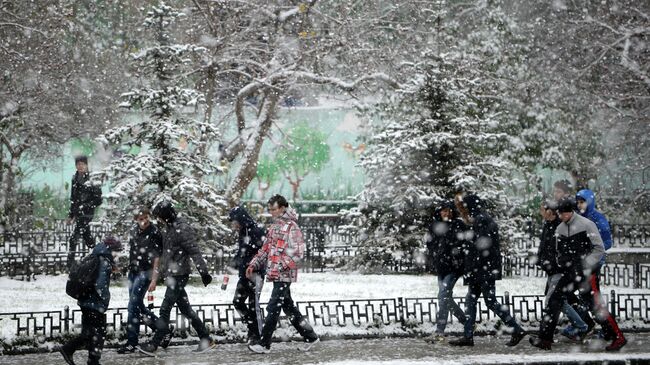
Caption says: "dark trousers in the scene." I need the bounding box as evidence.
[260,282,318,348]
[67,215,95,268]
[539,272,622,341]
[463,278,522,338]
[151,275,209,346]
[62,308,106,365]
[233,276,260,338]
[126,271,158,345]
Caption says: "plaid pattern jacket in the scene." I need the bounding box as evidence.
[248,209,305,282]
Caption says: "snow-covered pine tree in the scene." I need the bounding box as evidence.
[93,2,228,247]
[344,1,574,272]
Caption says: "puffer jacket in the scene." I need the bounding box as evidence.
[461,194,502,283]
[576,189,612,266]
[78,243,113,313]
[160,217,209,277]
[248,208,304,283]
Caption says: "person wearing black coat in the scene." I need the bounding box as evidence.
[427,201,467,339]
[228,206,266,343]
[66,155,102,268]
[449,194,526,347]
[139,201,215,354]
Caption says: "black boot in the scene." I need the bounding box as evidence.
[529,336,552,350]
[449,337,474,347]
[506,329,527,347]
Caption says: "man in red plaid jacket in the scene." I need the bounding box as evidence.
[246,195,319,354]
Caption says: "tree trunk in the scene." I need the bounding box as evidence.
[225,91,279,206]
[0,154,20,233]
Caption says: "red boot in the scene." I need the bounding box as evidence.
[606,335,627,351]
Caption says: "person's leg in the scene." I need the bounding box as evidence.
[259,282,289,348]
[561,301,588,330]
[61,307,89,355]
[480,279,524,334]
[126,271,152,346]
[281,284,318,342]
[86,310,106,365]
[150,276,183,346]
[462,281,480,339]
[67,222,81,268]
[580,272,624,341]
[539,275,573,341]
[436,273,464,333]
[233,277,258,339]
[79,215,95,248]
[175,277,210,340]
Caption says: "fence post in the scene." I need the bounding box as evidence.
[504,291,511,317]
[63,305,70,333]
[610,290,617,319]
[397,297,404,325]
[634,262,641,289]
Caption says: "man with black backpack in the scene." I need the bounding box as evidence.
[59,236,122,365]
[66,155,103,269]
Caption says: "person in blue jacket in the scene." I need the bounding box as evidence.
[59,237,122,365]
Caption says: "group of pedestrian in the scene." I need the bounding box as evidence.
[59,155,317,365]
[59,155,626,364]
[425,180,626,352]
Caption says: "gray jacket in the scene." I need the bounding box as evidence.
[160,218,209,277]
[555,212,605,276]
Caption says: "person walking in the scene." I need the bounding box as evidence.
[138,201,215,354]
[66,155,102,268]
[246,195,319,354]
[449,194,526,347]
[426,200,467,342]
[228,206,266,344]
[530,197,626,351]
[537,199,591,341]
[117,208,165,354]
[59,237,122,365]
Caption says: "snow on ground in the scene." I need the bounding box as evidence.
[1,272,646,313]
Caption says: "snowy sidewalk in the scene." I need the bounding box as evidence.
[5,333,650,365]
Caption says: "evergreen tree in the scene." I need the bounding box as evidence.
[94,2,228,246]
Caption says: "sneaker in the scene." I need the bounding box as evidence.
[116,343,137,354]
[137,342,158,356]
[529,336,552,350]
[449,337,474,347]
[160,325,174,349]
[605,336,627,352]
[506,330,527,347]
[424,333,447,343]
[248,343,271,354]
[194,338,216,353]
[561,325,588,342]
[298,337,320,352]
[58,346,76,365]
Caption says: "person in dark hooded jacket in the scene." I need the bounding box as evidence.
[59,237,122,365]
[228,206,266,343]
[426,200,467,339]
[449,194,526,347]
[139,201,215,354]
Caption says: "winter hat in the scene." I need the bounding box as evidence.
[557,197,576,213]
[152,200,177,223]
[103,236,123,251]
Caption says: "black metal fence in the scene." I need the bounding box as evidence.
[1,290,648,346]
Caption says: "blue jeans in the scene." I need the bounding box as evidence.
[126,271,158,346]
[463,279,522,338]
[436,273,465,333]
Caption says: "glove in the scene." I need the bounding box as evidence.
[201,273,213,287]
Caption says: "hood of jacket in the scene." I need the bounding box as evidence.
[433,200,458,221]
[92,242,113,259]
[462,194,483,217]
[229,206,258,231]
[276,207,298,223]
[576,189,597,216]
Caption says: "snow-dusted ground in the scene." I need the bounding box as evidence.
[1,272,647,313]
[3,335,650,365]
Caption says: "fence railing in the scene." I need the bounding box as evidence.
[1,290,648,345]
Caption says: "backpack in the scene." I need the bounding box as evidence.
[66,254,100,300]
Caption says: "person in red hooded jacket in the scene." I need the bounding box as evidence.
[246,195,319,354]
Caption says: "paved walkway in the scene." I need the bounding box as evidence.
[5,333,650,364]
